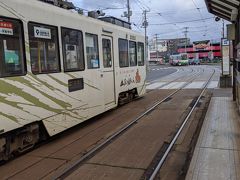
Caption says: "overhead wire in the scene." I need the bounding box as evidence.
[191,0,208,36]
[134,0,150,11]
[149,17,214,26]
[70,0,222,41]
[133,6,206,15]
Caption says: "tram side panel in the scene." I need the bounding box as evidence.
[113,34,146,105]
[0,0,146,161]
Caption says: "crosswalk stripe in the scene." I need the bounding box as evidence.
[147,81,220,90]
[167,82,186,89]
[161,82,181,89]
[207,81,219,89]
[184,81,206,89]
[146,82,167,89]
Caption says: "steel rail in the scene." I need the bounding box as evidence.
[53,67,206,180]
[149,69,216,180]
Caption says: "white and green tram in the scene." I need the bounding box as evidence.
[169,53,189,66]
[0,0,146,161]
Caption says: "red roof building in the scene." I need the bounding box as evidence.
[178,40,221,60]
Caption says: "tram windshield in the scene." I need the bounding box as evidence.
[171,54,188,61]
[181,54,188,60]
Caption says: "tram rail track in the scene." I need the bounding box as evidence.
[148,69,215,180]
[53,67,214,179]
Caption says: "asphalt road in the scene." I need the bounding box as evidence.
[146,65,177,82]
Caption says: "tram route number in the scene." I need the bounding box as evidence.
[68,78,84,92]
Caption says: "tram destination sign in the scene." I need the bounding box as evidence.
[0,22,13,35]
[34,27,51,39]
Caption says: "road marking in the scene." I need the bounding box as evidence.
[207,81,219,89]
[168,82,186,89]
[160,82,179,89]
[146,82,167,89]
[150,67,176,71]
[184,81,206,89]
[147,81,219,90]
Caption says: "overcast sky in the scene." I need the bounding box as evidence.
[70,0,226,43]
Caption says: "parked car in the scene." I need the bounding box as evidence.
[189,59,200,65]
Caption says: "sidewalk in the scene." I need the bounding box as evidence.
[186,89,240,180]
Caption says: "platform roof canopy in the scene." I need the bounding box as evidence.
[205,0,240,22]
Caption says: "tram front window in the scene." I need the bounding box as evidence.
[0,18,25,77]
[181,54,187,60]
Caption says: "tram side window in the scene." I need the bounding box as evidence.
[0,18,25,77]
[28,23,60,74]
[85,33,99,69]
[129,41,137,66]
[118,39,129,67]
[137,42,145,66]
[102,39,112,68]
[61,28,84,71]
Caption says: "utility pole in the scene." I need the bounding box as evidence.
[183,27,189,53]
[142,10,149,70]
[222,19,225,38]
[122,0,132,23]
[127,0,131,23]
[155,34,159,63]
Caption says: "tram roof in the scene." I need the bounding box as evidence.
[205,0,240,22]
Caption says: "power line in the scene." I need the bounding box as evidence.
[132,23,143,32]
[134,0,146,11]
[134,6,206,15]
[135,0,150,11]
[191,0,207,36]
[149,17,214,26]
[100,7,126,10]
[148,26,222,38]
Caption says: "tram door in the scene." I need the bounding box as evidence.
[102,36,116,109]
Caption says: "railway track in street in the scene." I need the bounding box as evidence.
[53,67,215,180]
[148,69,215,180]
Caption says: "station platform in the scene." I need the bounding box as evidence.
[186,88,240,180]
